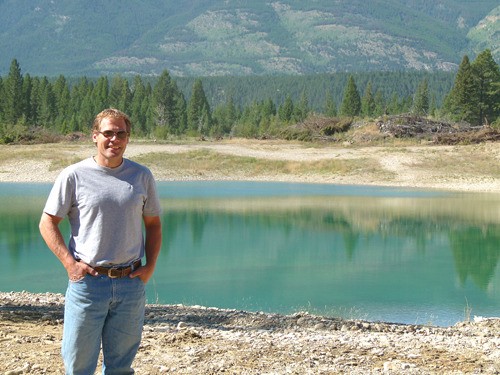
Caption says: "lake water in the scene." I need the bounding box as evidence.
[1,181,499,327]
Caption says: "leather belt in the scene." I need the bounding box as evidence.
[93,259,142,278]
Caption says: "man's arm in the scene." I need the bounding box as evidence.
[39,212,96,280]
[131,215,162,283]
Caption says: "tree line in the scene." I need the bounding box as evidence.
[0,49,498,143]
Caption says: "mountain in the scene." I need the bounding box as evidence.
[0,0,498,77]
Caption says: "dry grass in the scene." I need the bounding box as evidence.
[411,145,500,178]
[133,149,387,180]
[0,143,89,172]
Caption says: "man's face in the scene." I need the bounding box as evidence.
[92,117,129,168]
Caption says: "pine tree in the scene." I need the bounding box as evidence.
[278,95,294,122]
[21,74,34,125]
[412,79,429,116]
[429,94,437,117]
[109,75,131,111]
[53,75,71,132]
[38,77,56,127]
[361,81,375,117]
[130,76,147,135]
[212,96,238,135]
[443,55,477,123]
[294,91,309,122]
[69,77,94,131]
[387,93,401,115]
[80,87,96,132]
[93,76,109,113]
[28,77,41,126]
[52,75,67,102]
[340,76,361,117]
[153,70,187,137]
[373,89,385,116]
[324,90,337,117]
[471,49,500,125]
[187,79,211,136]
[4,59,24,125]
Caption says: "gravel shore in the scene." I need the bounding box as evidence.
[1,291,500,374]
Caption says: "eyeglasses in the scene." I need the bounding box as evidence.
[97,130,130,140]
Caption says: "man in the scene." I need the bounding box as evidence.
[39,108,162,374]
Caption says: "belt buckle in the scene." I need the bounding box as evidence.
[107,267,121,278]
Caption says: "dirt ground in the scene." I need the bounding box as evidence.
[1,292,500,374]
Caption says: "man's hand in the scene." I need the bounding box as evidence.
[132,215,162,284]
[67,260,98,281]
[130,264,155,284]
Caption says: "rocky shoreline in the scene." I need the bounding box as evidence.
[1,291,500,374]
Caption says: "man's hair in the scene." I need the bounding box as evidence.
[92,108,132,133]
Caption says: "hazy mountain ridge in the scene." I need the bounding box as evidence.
[0,0,498,77]
[467,6,500,58]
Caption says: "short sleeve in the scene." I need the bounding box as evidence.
[43,168,76,218]
[143,172,162,217]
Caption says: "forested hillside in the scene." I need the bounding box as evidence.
[0,50,498,144]
[0,1,498,76]
[174,71,455,111]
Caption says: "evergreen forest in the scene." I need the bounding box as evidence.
[0,49,498,144]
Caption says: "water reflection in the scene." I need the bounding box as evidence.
[451,227,500,290]
[1,182,499,326]
[156,190,500,325]
[162,194,500,290]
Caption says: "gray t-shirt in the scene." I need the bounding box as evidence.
[43,157,161,266]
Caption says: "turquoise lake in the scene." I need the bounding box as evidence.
[1,181,499,327]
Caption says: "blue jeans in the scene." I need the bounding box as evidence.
[62,274,146,375]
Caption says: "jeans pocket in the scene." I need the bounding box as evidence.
[69,274,87,283]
